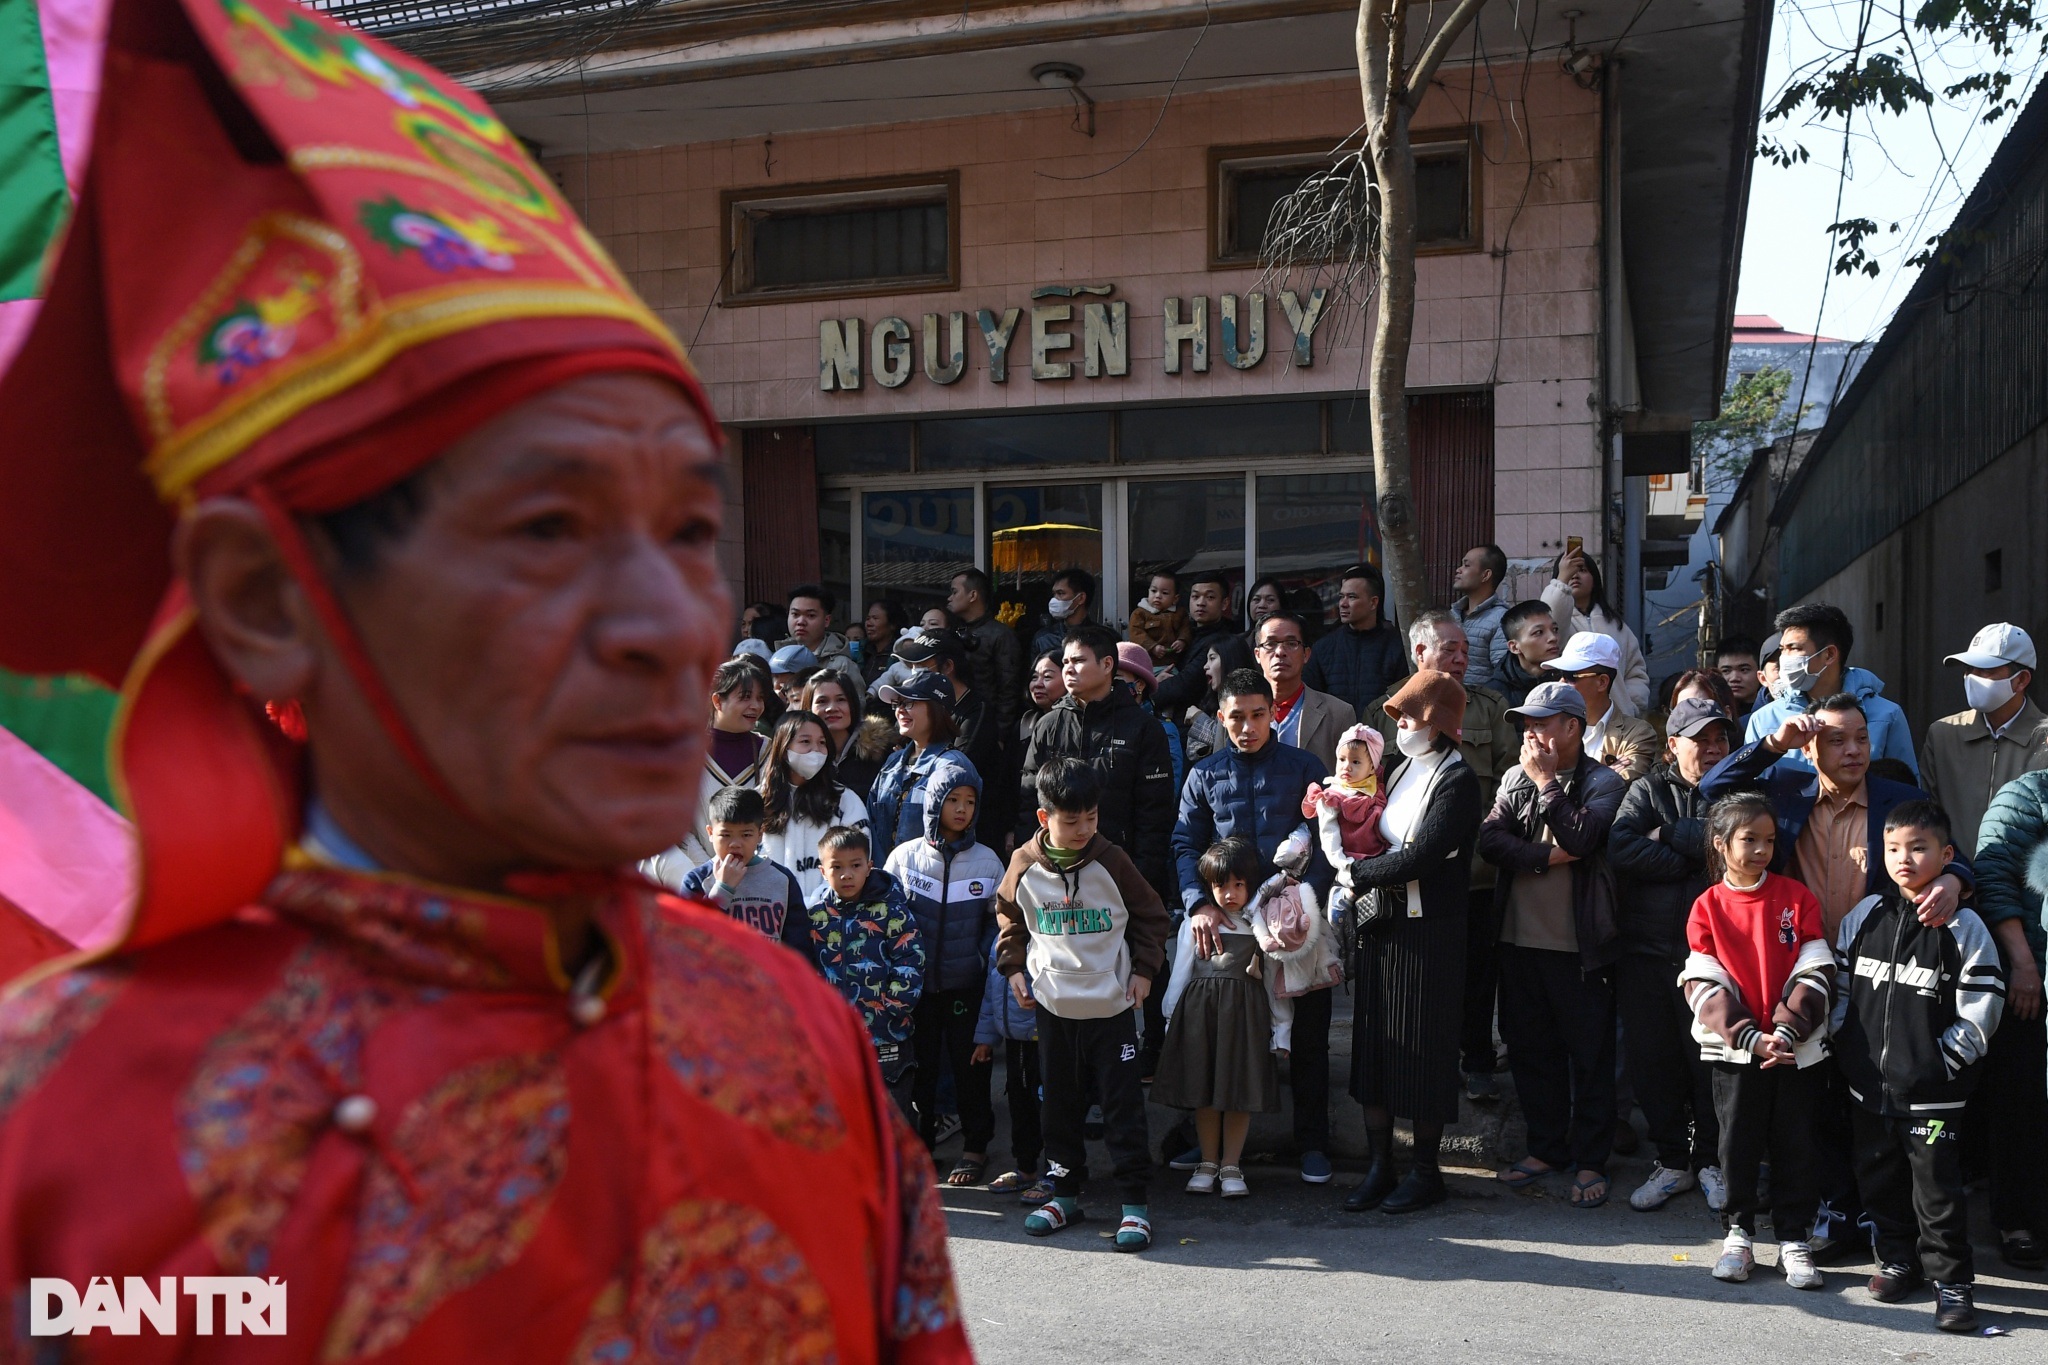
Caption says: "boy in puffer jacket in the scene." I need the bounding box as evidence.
[807,825,926,1120]
[1833,800,2006,1333]
[997,759,1170,1251]
[884,757,1007,1180]
[974,940,1044,1200]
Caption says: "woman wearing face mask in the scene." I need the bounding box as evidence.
[801,673,899,804]
[1537,547,1649,715]
[759,710,871,904]
[1338,670,1484,1216]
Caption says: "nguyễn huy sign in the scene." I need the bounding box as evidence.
[30,1277,286,1336]
[818,284,1330,392]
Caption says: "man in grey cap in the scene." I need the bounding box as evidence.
[1479,680,1631,1208]
[1923,623,2044,855]
[769,642,820,705]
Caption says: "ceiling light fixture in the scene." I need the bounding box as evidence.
[1032,62,1095,138]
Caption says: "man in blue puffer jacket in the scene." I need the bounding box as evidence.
[884,755,1009,1180]
[1171,667,1339,1184]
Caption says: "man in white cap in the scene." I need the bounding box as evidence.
[1923,623,2045,855]
[1552,631,1661,781]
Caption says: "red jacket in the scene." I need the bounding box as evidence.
[1685,872,1831,1051]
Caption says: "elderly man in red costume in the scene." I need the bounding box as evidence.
[0,0,970,1359]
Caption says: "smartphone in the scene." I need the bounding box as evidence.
[1565,535,1583,561]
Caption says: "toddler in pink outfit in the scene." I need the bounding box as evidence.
[1302,724,1389,923]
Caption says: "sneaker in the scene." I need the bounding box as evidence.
[1867,1262,1926,1303]
[1934,1283,1978,1334]
[1713,1232,1755,1282]
[930,1113,963,1146]
[1628,1164,1698,1212]
[1299,1150,1334,1184]
[1168,1145,1206,1172]
[1697,1166,1728,1213]
[1218,1165,1249,1198]
[1779,1241,1824,1291]
[1465,1071,1500,1102]
[1185,1162,1219,1195]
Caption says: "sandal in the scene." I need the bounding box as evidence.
[1499,1158,1555,1190]
[987,1169,1038,1195]
[1017,1175,1057,1206]
[1114,1211,1152,1252]
[944,1157,986,1188]
[1569,1170,1610,1209]
[1024,1200,1084,1237]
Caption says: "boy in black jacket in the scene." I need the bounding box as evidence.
[1833,800,2006,1333]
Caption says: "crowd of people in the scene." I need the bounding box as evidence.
[666,551,2048,1332]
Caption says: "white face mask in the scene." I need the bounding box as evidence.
[1778,649,1825,696]
[788,751,829,781]
[1964,673,2018,715]
[1046,595,1074,619]
[1396,727,1438,759]
[1766,672,1792,701]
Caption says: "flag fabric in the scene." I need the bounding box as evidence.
[0,720,132,954]
[0,0,109,367]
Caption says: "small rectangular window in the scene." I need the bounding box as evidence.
[1209,131,1479,267]
[724,175,957,304]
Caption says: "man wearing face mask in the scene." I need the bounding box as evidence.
[1031,567,1097,659]
[1922,624,2046,856]
[1744,604,1920,779]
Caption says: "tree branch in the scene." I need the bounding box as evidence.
[1403,0,1490,114]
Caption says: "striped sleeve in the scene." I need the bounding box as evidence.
[1941,909,2006,1075]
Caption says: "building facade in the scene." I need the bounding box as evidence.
[336,0,1768,639]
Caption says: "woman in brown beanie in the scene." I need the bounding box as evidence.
[1340,669,1486,1215]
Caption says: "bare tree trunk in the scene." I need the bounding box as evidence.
[1358,0,1428,629]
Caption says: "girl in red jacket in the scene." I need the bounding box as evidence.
[1682,792,1836,1291]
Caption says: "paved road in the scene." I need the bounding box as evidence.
[943,1156,2048,1363]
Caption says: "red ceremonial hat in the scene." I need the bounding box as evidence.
[0,0,715,951]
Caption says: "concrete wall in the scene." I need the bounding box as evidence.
[1791,421,2048,742]
[554,62,1609,564]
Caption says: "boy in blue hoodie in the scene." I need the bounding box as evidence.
[808,826,926,1119]
[884,756,1006,1183]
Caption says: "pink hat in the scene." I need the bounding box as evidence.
[1114,641,1158,691]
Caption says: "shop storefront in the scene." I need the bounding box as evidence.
[744,390,1491,634]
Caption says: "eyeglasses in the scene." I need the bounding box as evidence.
[1256,639,1305,653]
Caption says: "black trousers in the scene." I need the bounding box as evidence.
[1460,886,1503,1075]
[1973,1009,2048,1236]
[1712,1060,1823,1239]
[1811,1058,1865,1243]
[1290,984,1333,1153]
[1615,953,1720,1171]
[912,986,994,1153]
[1498,944,1616,1173]
[1852,1106,1974,1283]
[1039,1008,1151,1204]
[1003,1039,1043,1171]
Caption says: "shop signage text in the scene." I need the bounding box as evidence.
[818,284,1329,392]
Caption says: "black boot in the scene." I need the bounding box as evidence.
[1345,1129,1398,1212]
[1380,1165,1448,1214]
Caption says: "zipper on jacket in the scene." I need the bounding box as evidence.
[1878,905,1908,1111]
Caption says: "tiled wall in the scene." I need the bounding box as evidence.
[555,63,1605,559]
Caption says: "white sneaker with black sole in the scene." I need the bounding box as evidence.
[1628,1164,1697,1211]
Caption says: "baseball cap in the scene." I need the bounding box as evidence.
[1552,630,1622,674]
[731,638,772,665]
[1505,680,1588,721]
[769,644,819,675]
[894,628,966,667]
[1666,696,1737,740]
[1944,622,2036,671]
[878,669,955,712]
[1760,631,1783,665]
